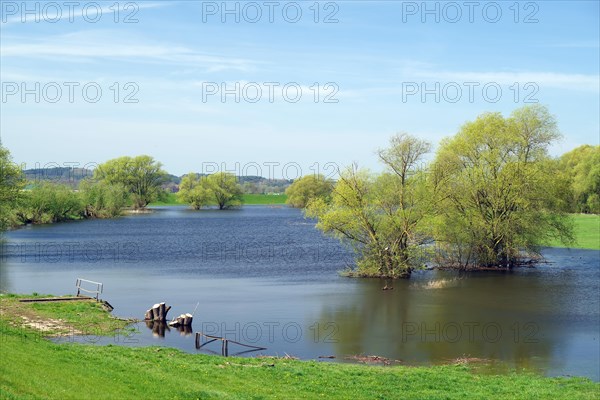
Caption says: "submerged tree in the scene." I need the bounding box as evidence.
[177,173,212,210]
[432,105,573,269]
[206,172,243,210]
[95,155,167,209]
[307,133,433,278]
[285,174,333,208]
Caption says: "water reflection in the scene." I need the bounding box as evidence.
[144,320,193,337]
[315,267,598,378]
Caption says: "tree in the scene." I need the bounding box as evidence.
[432,105,573,269]
[559,145,600,214]
[0,145,25,230]
[79,179,128,218]
[17,182,83,224]
[307,133,433,279]
[95,156,167,209]
[285,174,333,208]
[206,172,243,210]
[177,173,212,210]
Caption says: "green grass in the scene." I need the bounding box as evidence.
[1,294,598,399]
[546,214,600,250]
[149,192,183,206]
[0,294,131,336]
[149,193,288,206]
[242,194,287,205]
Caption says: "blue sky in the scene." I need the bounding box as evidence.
[1,1,598,178]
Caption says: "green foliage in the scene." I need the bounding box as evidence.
[177,173,213,210]
[285,174,333,208]
[432,105,574,268]
[149,192,182,205]
[0,145,25,230]
[206,172,244,210]
[177,172,244,210]
[307,134,433,278]
[79,179,129,218]
[16,182,83,224]
[559,145,600,214]
[95,155,167,209]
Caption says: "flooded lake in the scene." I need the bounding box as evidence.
[1,206,598,380]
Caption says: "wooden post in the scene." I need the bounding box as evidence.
[158,303,166,321]
[152,303,161,320]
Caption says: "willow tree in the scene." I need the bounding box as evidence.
[559,145,600,214]
[432,105,573,269]
[307,133,433,278]
[206,172,243,210]
[0,145,25,230]
[285,174,333,208]
[177,173,212,210]
[79,179,129,218]
[95,155,167,209]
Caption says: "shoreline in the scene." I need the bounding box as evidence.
[1,292,598,399]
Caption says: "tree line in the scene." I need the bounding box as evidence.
[0,153,246,229]
[1,105,597,275]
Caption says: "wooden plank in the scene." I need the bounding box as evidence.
[19,296,94,303]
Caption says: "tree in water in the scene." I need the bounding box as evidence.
[177,173,212,210]
[432,105,574,269]
[95,155,167,209]
[307,133,433,278]
[206,172,243,210]
[285,174,333,208]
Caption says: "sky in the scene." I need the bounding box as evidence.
[1,0,599,179]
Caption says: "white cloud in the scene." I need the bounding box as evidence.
[1,31,259,72]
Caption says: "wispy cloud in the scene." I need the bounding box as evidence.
[412,70,599,92]
[1,2,169,25]
[1,31,259,72]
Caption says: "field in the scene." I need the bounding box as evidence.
[242,194,287,205]
[150,193,287,206]
[0,294,598,399]
[546,214,600,250]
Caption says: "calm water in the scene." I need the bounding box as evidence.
[1,206,599,380]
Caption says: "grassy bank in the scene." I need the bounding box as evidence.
[546,214,600,250]
[1,294,598,399]
[150,193,287,206]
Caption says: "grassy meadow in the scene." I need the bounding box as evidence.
[150,193,287,206]
[546,214,600,250]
